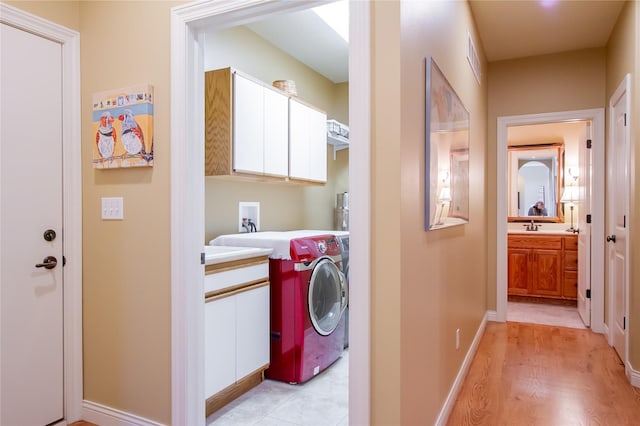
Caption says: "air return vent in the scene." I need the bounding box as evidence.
[467,31,481,84]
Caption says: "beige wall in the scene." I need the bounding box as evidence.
[78,1,183,423]
[4,0,80,30]
[203,26,349,241]
[486,48,607,310]
[370,1,488,423]
[606,0,639,369]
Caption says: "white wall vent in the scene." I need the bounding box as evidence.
[467,31,482,84]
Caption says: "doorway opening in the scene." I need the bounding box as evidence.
[496,109,605,334]
[170,1,371,425]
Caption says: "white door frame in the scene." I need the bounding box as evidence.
[607,74,631,376]
[170,1,371,424]
[496,108,605,333]
[0,3,83,423]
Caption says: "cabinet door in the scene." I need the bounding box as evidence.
[263,88,289,177]
[307,105,327,182]
[289,99,327,182]
[233,73,264,174]
[531,249,562,297]
[508,249,530,295]
[205,297,236,397]
[235,285,270,379]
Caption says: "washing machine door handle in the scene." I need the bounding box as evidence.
[339,270,349,314]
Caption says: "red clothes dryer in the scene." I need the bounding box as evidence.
[267,234,348,384]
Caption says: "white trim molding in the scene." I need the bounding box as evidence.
[170,1,370,425]
[82,401,165,426]
[628,365,640,389]
[435,313,489,425]
[0,3,83,423]
[496,109,605,333]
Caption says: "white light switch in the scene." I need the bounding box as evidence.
[101,197,124,220]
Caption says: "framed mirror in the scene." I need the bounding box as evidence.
[425,56,470,230]
[508,143,564,222]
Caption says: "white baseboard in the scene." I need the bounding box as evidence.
[434,311,488,426]
[82,400,165,426]
[627,363,640,388]
[486,310,497,322]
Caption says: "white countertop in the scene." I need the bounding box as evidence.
[203,245,273,265]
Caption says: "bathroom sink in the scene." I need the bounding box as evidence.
[203,245,272,265]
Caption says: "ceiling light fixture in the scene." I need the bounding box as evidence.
[312,0,349,42]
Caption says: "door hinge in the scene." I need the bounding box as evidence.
[586,139,592,149]
[624,215,626,228]
[200,252,205,265]
[624,316,626,330]
[586,289,591,299]
[624,113,627,126]
[586,214,592,224]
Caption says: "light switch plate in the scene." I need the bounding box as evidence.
[102,197,124,220]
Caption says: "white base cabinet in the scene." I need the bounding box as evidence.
[204,256,270,416]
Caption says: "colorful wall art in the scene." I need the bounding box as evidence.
[92,84,154,168]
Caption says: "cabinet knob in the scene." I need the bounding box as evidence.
[606,235,616,243]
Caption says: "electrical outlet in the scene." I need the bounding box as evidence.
[456,328,460,350]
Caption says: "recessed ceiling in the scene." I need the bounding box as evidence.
[469,0,625,62]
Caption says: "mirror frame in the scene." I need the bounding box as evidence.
[507,143,565,223]
[424,56,470,231]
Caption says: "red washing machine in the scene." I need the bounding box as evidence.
[267,234,348,384]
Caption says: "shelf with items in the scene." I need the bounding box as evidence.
[326,119,349,160]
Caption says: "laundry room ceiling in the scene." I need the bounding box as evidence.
[246,0,626,83]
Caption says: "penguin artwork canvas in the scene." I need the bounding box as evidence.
[92,84,154,168]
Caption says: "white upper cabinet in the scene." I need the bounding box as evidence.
[205,67,326,183]
[289,98,327,183]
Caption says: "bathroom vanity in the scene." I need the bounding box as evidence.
[507,233,578,300]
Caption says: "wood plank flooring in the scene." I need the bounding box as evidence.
[447,322,640,425]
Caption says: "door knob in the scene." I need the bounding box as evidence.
[35,256,57,269]
[606,235,617,243]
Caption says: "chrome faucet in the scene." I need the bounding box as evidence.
[523,220,541,231]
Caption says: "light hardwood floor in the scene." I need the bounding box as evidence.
[448,322,640,425]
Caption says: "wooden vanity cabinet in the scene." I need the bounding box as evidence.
[507,234,578,300]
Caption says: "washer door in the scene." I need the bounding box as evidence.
[308,258,348,336]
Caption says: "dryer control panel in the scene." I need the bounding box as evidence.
[290,235,340,263]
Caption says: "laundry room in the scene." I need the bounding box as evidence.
[201,4,351,425]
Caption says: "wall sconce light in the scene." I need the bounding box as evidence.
[560,185,579,233]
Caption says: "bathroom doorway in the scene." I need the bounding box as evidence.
[496,109,605,333]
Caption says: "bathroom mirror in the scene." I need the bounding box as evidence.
[425,56,470,231]
[508,143,564,222]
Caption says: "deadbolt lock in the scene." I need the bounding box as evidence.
[43,229,56,242]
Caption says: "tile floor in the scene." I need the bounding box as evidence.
[507,300,587,329]
[206,350,349,426]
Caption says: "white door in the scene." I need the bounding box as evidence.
[577,120,591,326]
[1,23,65,425]
[608,79,629,362]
